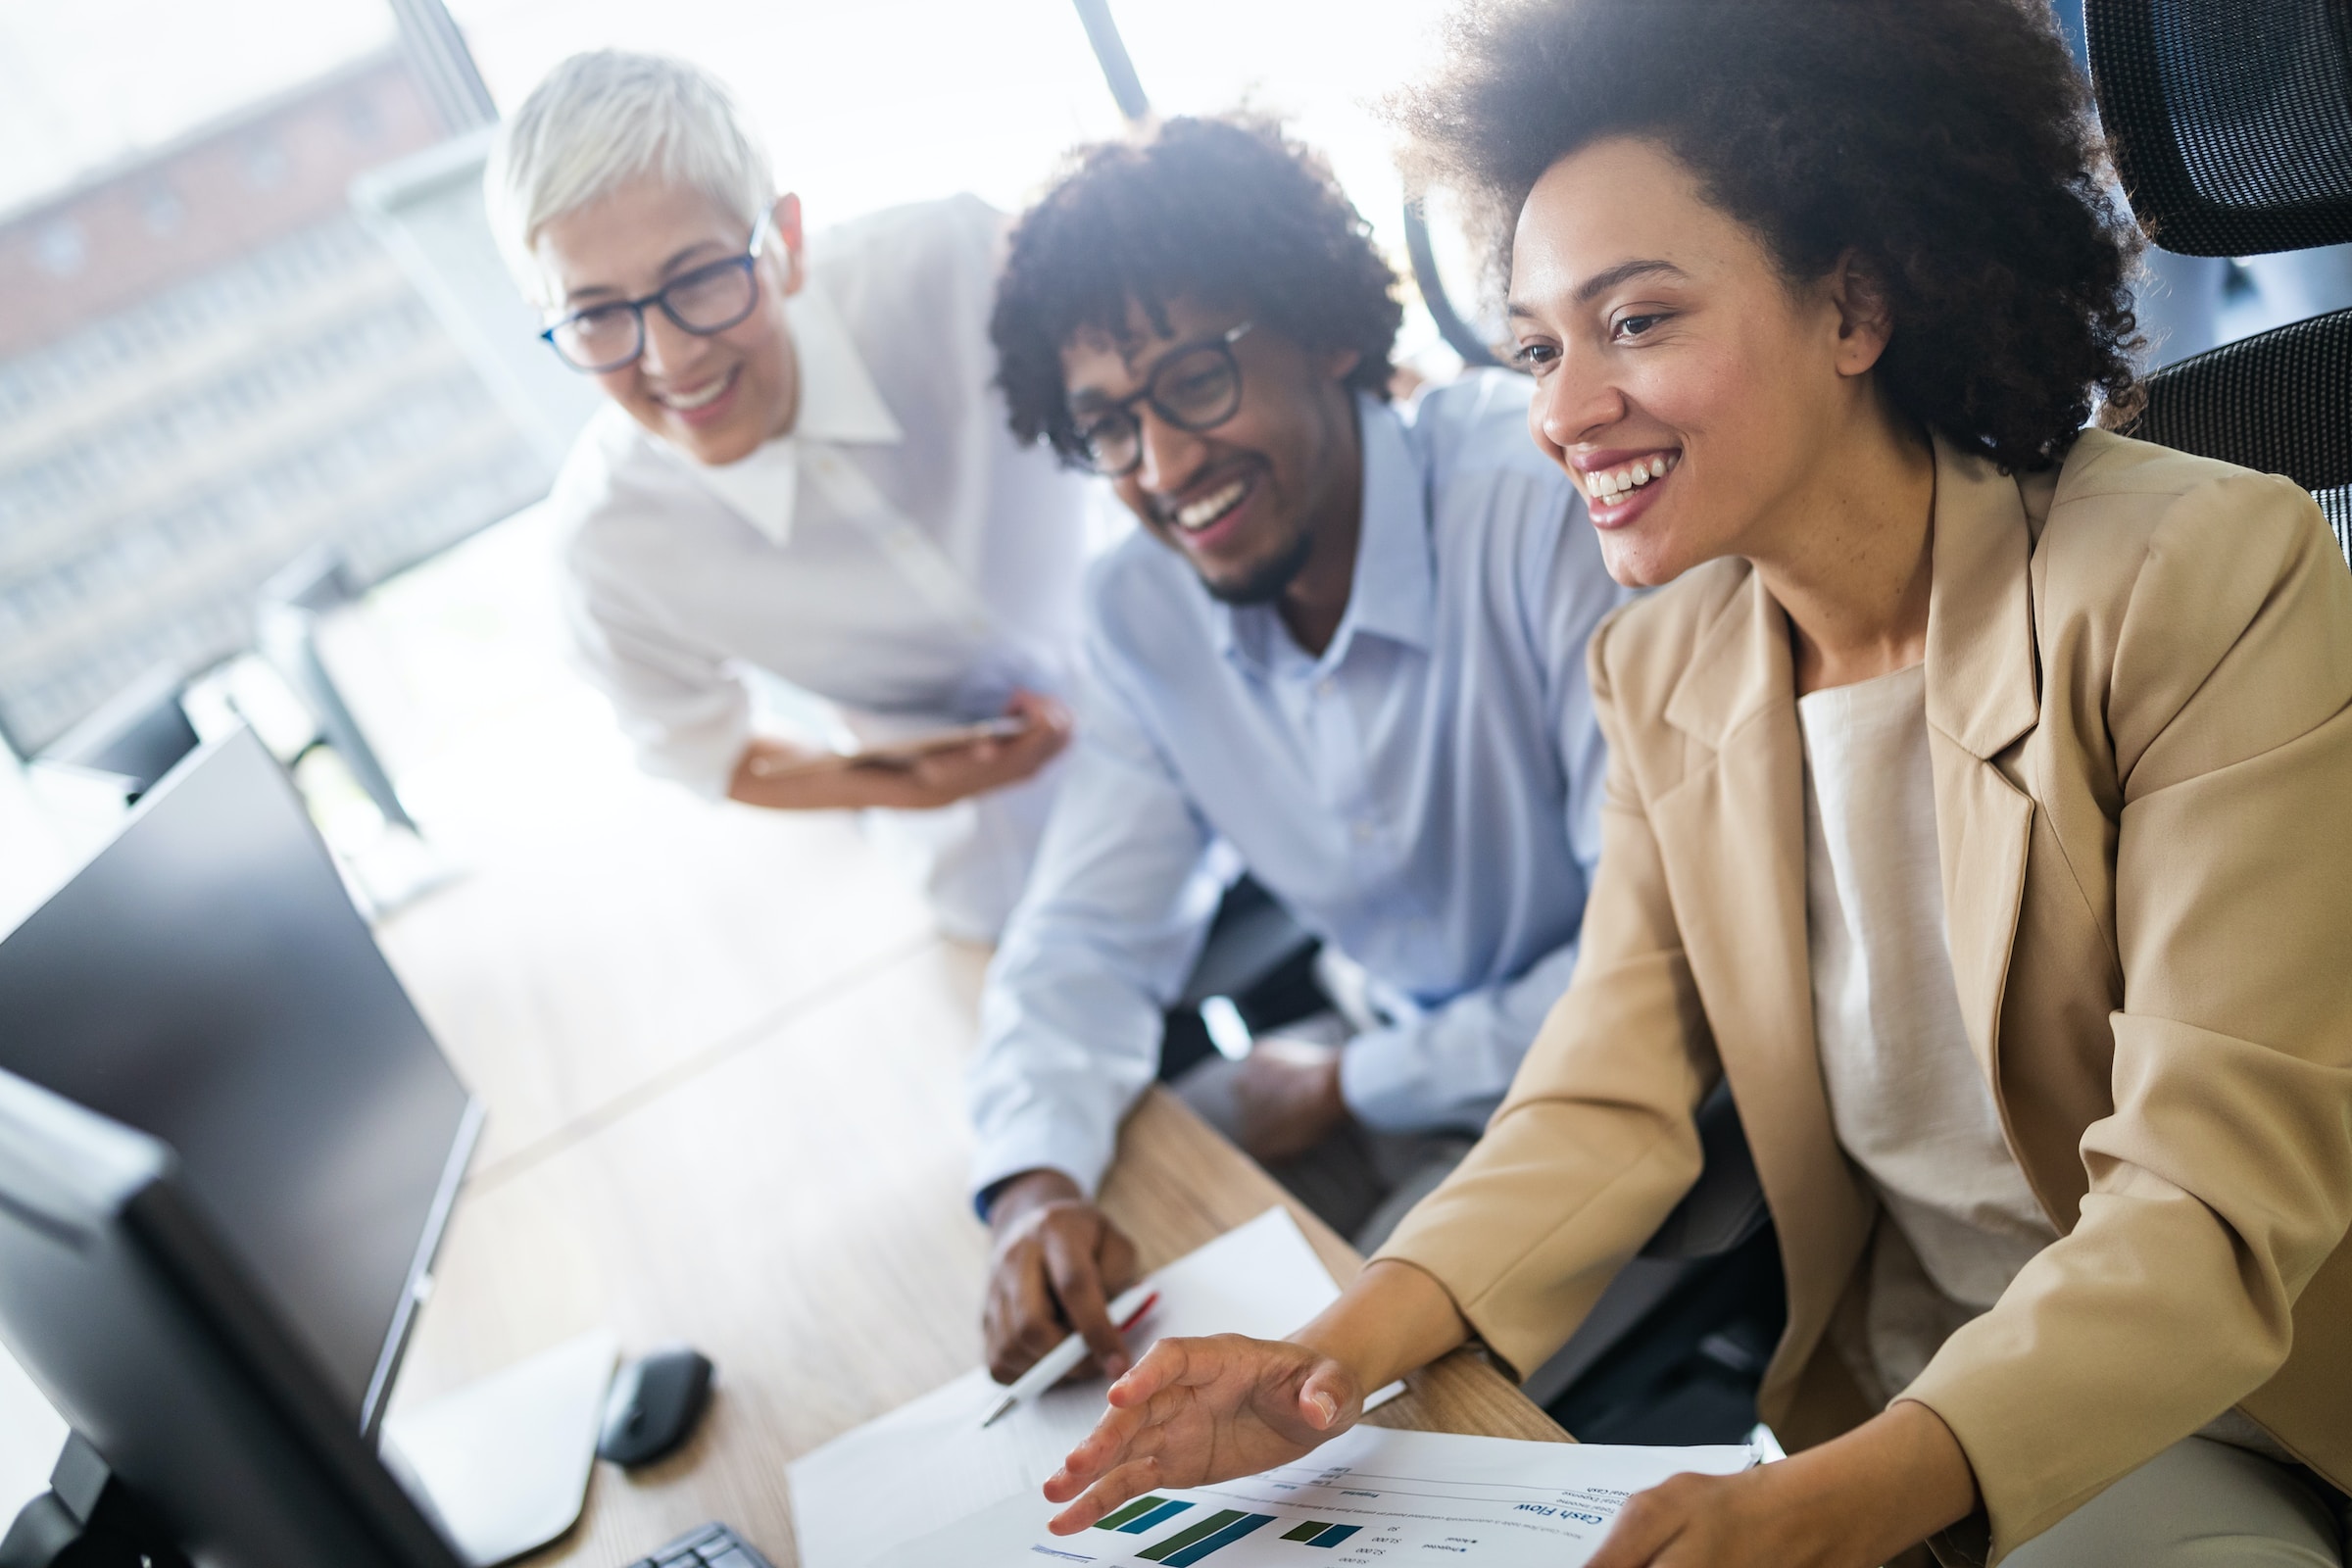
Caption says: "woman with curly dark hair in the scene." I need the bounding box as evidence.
[1034,1,2352,1564]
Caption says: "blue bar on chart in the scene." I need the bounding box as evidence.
[1152,1512,1276,1567]
[1097,1497,1173,1532]
[1118,1501,1195,1536]
[1306,1525,1360,1547]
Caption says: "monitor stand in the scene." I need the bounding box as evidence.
[0,1332,614,1568]
[377,1328,618,1567]
[0,1434,190,1568]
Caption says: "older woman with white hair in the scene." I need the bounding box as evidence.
[487,51,1090,939]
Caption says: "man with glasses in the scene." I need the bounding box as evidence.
[971,117,1629,1384]
[486,52,1088,939]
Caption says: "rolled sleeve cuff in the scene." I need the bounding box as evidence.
[967,1114,1120,1220]
[631,719,749,801]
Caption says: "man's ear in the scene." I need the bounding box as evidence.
[1319,345,1362,385]
[770,193,808,298]
[1827,249,1893,378]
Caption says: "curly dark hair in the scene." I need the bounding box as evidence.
[1396,0,2144,470]
[992,116,1402,466]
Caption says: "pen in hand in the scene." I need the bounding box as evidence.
[980,1288,1159,1430]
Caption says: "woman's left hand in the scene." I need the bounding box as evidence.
[1585,1466,1838,1568]
[1586,1400,1979,1568]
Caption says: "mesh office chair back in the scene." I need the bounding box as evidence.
[2120,310,2352,564]
[2084,0,2352,257]
[2087,0,2352,566]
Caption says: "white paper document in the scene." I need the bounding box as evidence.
[790,1209,1397,1568]
[876,1427,1758,1568]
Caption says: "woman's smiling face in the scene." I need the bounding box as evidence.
[535,178,804,466]
[1506,136,1887,588]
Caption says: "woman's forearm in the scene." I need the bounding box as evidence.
[1292,1258,1475,1396]
[727,740,889,810]
[725,739,939,810]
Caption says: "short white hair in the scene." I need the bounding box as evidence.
[485,50,775,305]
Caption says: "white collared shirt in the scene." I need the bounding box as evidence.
[549,195,1095,937]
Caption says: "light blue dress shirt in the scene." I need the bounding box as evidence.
[967,374,1630,1200]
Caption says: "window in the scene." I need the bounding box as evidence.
[33,221,85,278]
[444,0,1459,363]
[141,185,186,235]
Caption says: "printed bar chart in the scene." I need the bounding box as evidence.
[1137,1510,1249,1562]
[1100,1497,1194,1535]
[1152,1513,1276,1567]
[1098,1498,1171,1531]
[1133,1513,1270,1560]
[1121,1502,1195,1535]
[985,1428,1763,1568]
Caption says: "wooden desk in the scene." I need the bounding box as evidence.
[391,945,1562,1568]
[1099,1091,1566,1446]
[0,517,1568,1551]
[345,648,1562,1568]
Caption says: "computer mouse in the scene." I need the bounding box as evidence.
[597,1347,713,1467]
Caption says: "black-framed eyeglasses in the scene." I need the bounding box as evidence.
[1066,321,1254,477]
[540,214,774,373]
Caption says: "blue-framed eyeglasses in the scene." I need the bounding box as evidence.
[540,214,775,374]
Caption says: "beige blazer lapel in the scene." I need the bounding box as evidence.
[1651,568,1874,1399]
[1923,438,2042,1107]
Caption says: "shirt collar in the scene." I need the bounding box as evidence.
[1216,393,1436,673]
[681,276,905,547]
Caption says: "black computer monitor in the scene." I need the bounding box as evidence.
[0,1065,466,1568]
[0,727,480,1434]
[35,663,201,801]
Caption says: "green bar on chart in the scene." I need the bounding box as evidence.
[1097,1496,1171,1532]
[1121,1501,1195,1535]
[1159,1513,1276,1566]
[1282,1522,1333,1543]
[1137,1509,1248,1561]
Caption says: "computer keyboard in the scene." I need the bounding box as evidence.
[626,1520,777,1568]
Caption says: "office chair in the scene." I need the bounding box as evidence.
[1533,1082,1783,1445]
[2124,314,2352,561]
[2088,0,2352,564]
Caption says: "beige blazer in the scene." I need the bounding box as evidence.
[1380,429,2352,1559]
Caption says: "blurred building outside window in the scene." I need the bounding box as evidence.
[0,1,547,763]
[2,0,1495,798]
[440,0,1484,354]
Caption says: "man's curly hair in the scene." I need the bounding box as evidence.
[992,116,1402,466]
[1396,0,2145,470]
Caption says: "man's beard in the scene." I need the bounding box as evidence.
[1200,526,1315,607]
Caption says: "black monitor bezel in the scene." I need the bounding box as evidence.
[362,1093,481,1442]
[0,1066,468,1568]
[1,725,482,1440]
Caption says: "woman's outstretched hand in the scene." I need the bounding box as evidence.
[1042,1334,1363,1534]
